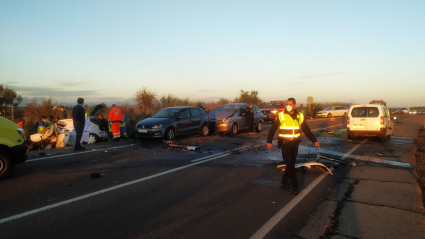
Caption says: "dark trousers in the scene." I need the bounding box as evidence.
[74,122,84,149]
[248,117,254,132]
[281,140,300,189]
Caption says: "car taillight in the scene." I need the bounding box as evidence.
[347,116,350,125]
[380,116,384,125]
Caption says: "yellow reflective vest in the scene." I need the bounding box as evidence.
[277,111,304,139]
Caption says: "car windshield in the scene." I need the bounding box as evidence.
[216,105,241,113]
[324,107,333,111]
[152,108,181,118]
[263,104,280,108]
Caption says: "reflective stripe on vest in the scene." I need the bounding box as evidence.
[277,111,304,139]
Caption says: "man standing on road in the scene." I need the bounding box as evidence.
[109,104,123,140]
[72,98,86,151]
[267,97,320,194]
[312,106,317,119]
[246,103,256,134]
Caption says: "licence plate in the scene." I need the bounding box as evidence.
[353,125,364,129]
[138,129,147,133]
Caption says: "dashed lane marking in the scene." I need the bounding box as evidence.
[249,139,368,239]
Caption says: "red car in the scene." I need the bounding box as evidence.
[261,101,288,122]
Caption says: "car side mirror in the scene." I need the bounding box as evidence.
[176,116,184,120]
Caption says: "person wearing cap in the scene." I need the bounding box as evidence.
[109,104,123,139]
[246,103,255,134]
[267,97,320,194]
[197,102,206,112]
[72,98,86,151]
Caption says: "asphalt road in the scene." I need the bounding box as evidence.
[1,114,423,239]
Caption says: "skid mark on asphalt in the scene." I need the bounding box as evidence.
[249,139,368,239]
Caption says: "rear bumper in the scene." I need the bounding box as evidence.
[347,128,384,136]
[10,143,28,165]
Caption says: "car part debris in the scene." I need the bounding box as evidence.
[168,143,199,151]
[91,172,106,178]
[277,162,333,175]
[317,155,356,166]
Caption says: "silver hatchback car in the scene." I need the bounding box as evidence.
[208,103,264,134]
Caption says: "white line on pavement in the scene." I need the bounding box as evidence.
[26,145,134,162]
[249,139,368,239]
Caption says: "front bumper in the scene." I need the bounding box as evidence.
[10,143,28,165]
[209,121,232,133]
[136,128,164,138]
[316,112,329,117]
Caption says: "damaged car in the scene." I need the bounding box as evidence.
[208,103,263,134]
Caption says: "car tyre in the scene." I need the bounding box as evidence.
[380,129,387,142]
[201,124,209,136]
[164,127,175,140]
[89,133,99,144]
[327,113,332,118]
[231,123,238,135]
[0,150,13,180]
[256,121,263,132]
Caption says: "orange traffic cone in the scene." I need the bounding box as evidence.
[331,116,335,121]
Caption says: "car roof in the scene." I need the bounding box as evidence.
[350,104,386,108]
[162,106,201,110]
[223,103,249,106]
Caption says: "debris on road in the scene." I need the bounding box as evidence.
[168,143,199,151]
[90,172,106,178]
[277,162,333,175]
[317,155,356,166]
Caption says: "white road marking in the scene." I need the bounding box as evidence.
[26,145,134,162]
[249,139,367,239]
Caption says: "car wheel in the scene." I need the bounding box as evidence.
[343,112,347,117]
[201,124,209,136]
[0,150,13,180]
[164,127,175,140]
[89,133,99,144]
[327,113,332,118]
[231,123,238,135]
[380,129,387,141]
[256,121,263,132]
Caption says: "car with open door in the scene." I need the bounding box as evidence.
[208,103,264,134]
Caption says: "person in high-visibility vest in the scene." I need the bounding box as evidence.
[120,111,127,139]
[109,104,123,139]
[33,116,46,133]
[267,97,320,194]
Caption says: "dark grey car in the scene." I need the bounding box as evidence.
[208,103,264,134]
[136,107,209,140]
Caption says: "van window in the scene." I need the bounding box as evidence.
[351,107,379,118]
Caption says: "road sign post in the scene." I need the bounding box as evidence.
[307,96,314,117]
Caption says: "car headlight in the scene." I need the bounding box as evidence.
[152,124,162,129]
[17,128,26,140]
[223,116,232,123]
[271,110,278,113]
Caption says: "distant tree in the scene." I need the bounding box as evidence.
[218,97,230,105]
[0,85,23,117]
[135,87,157,111]
[233,90,263,105]
[159,93,176,108]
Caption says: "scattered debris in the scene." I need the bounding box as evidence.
[317,155,356,166]
[277,162,333,175]
[90,172,106,178]
[168,144,199,151]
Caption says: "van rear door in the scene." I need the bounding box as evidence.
[366,107,381,131]
[350,107,368,131]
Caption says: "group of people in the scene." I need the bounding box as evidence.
[33,115,61,133]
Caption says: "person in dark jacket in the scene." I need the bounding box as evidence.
[246,103,255,134]
[267,98,320,194]
[72,98,86,151]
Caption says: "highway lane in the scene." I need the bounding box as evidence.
[0,115,422,238]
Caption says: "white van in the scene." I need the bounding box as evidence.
[347,104,394,141]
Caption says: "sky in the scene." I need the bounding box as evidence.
[1,0,424,107]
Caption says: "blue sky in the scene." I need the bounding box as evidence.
[1,0,424,107]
